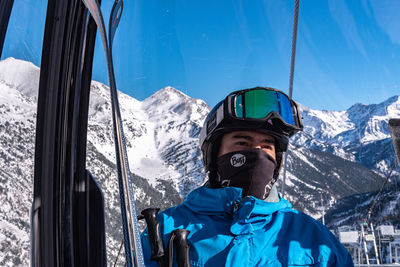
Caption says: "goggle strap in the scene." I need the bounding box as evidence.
[199,103,224,145]
[207,103,224,133]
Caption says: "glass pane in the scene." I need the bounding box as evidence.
[0,1,47,266]
[2,0,399,266]
[89,1,400,265]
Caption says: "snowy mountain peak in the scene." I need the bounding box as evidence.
[156,86,188,98]
[143,86,189,106]
[0,57,40,98]
[347,95,400,119]
[142,86,209,123]
[351,95,400,108]
[384,95,400,114]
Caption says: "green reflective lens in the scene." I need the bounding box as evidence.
[245,90,280,119]
[234,89,295,125]
[278,93,295,125]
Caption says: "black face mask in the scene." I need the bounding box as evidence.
[216,149,277,200]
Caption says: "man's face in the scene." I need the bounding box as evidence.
[218,131,276,160]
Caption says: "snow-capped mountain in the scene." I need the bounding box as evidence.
[0,58,398,266]
[88,81,209,197]
[293,98,400,178]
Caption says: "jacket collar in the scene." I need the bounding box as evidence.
[183,186,292,217]
[183,186,292,235]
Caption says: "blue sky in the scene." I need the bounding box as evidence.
[2,0,400,111]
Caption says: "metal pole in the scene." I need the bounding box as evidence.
[371,223,380,265]
[361,223,370,266]
[282,0,300,197]
[288,0,300,99]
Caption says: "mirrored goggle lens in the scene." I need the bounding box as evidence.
[234,89,295,125]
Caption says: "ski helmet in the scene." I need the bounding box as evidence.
[199,87,303,187]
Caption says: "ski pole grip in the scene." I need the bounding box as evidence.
[172,229,191,267]
[141,208,165,261]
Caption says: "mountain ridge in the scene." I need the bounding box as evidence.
[0,57,398,266]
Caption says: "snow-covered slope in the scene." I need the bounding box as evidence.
[0,58,396,266]
[324,185,400,229]
[88,82,209,196]
[0,58,38,266]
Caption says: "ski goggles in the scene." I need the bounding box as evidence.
[224,87,303,135]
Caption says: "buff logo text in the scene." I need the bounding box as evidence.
[230,154,246,167]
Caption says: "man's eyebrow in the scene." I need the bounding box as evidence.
[232,134,253,141]
[232,134,275,143]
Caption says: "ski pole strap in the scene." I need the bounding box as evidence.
[168,229,191,267]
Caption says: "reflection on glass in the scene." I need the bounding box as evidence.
[0,0,399,266]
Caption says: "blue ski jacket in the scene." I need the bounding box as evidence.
[141,186,354,267]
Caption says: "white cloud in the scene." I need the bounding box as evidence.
[328,0,369,60]
[263,0,293,67]
[369,0,400,44]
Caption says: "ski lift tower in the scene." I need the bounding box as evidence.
[388,118,400,264]
[377,224,400,264]
[390,227,400,264]
[361,221,380,265]
[338,226,361,264]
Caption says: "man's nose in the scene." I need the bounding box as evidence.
[253,144,262,149]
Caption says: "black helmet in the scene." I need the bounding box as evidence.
[199,87,303,186]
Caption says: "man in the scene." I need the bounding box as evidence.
[141,87,354,266]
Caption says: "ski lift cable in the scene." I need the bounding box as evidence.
[282,0,300,197]
[367,162,395,221]
[81,0,145,266]
[113,239,124,267]
[288,0,300,99]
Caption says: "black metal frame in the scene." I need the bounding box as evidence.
[0,0,14,58]
[31,0,106,266]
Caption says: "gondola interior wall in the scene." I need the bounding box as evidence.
[0,0,399,266]
[32,0,106,266]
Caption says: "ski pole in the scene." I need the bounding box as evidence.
[168,229,191,267]
[140,208,167,266]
